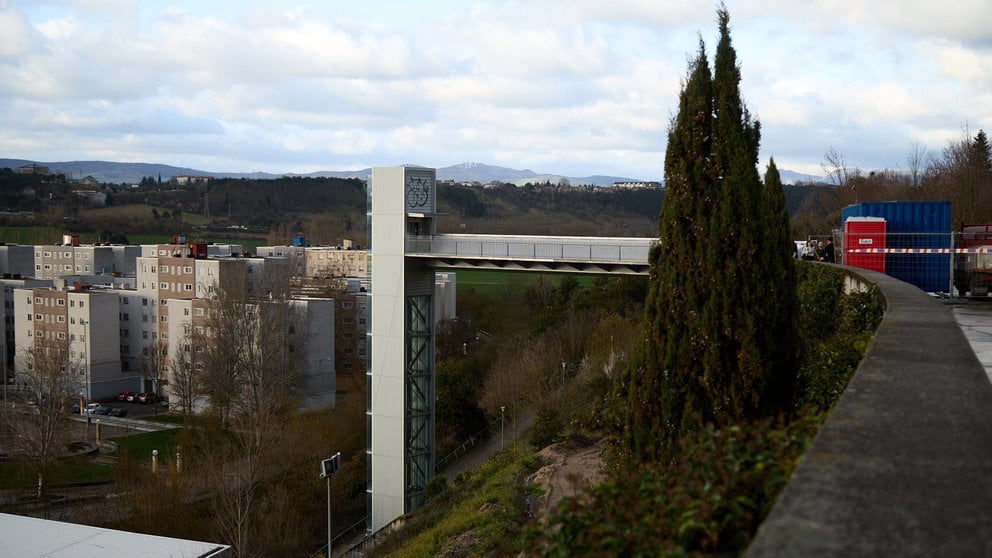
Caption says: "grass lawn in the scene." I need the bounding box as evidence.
[0,460,114,488]
[0,226,66,245]
[111,429,181,462]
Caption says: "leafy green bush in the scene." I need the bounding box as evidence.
[530,406,564,449]
[795,263,883,411]
[425,474,448,500]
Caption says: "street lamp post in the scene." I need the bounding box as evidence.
[95,419,101,443]
[2,311,6,417]
[152,450,159,475]
[500,406,506,450]
[320,452,341,558]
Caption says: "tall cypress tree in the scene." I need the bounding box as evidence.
[616,8,798,463]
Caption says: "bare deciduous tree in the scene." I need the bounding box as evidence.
[5,335,79,517]
[169,330,200,425]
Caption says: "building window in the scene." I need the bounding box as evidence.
[34,297,42,304]
[160,282,168,289]
[57,299,65,306]
[122,313,129,321]
[161,316,168,323]
[57,316,65,323]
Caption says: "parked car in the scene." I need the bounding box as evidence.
[117,391,135,401]
[108,407,128,417]
[71,402,81,414]
[126,393,138,402]
[84,403,104,414]
[138,393,157,404]
[94,406,109,415]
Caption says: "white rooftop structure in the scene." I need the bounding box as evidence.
[0,513,231,557]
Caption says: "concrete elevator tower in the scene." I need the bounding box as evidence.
[367,166,437,532]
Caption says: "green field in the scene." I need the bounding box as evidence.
[451,268,597,294]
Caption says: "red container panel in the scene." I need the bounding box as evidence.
[844,217,886,273]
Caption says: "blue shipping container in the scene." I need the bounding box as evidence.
[840,201,952,292]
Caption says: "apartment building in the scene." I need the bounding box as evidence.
[256,242,367,278]
[255,245,306,276]
[334,290,367,377]
[0,243,35,278]
[1,277,52,380]
[13,285,133,400]
[33,241,139,281]
[4,238,342,411]
[305,246,367,277]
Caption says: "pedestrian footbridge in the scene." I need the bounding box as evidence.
[404,234,655,275]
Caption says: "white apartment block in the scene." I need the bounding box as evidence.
[1,277,52,380]
[13,286,133,400]
[5,239,338,411]
[0,243,35,278]
[292,297,335,409]
[33,243,139,281]
[255,245,306,276]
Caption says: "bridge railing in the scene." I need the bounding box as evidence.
[406,234,655,265]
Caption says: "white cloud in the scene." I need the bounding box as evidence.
[1,0,990,180]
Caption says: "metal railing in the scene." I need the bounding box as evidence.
[406,234,654,265]
[838,231,992,296]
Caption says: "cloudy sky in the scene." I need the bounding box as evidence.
[1,0,990,180]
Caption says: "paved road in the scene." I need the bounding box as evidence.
[950,297,992,380]
[440,412,534,479]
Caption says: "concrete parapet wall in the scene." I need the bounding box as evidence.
[747,265,992,557]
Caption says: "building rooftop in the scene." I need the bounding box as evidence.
[0,513,231,558]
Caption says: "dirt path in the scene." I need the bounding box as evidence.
[531,438,607,514]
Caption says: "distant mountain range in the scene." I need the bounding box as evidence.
[0,158,824,187]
